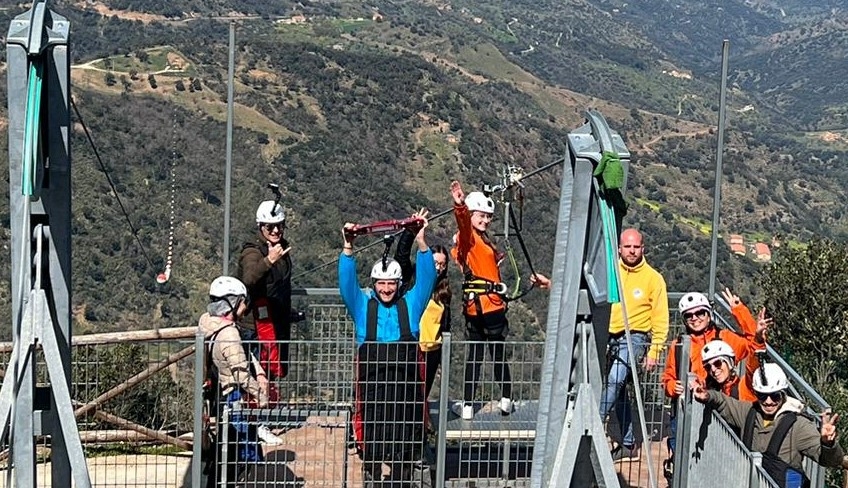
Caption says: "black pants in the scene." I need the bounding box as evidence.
[464,311,512,401]
[423,348,441,398]
[356,342,425,485]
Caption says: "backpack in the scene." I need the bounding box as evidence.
[743,409,810,488]
[201,326,230,471]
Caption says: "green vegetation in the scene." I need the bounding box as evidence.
[0,0,843,353]
[762,239,848,485]
[333,18,371,33]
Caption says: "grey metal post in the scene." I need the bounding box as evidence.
[672,336,692,488]
[749,452,763,487]
[708,39,730,299]
[223,21,235,274]
[435,332,451,488]
[5,3,86,487]
[532,110,629,488]
[192,331,205,488]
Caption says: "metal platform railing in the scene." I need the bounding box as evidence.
[0,289,834,487]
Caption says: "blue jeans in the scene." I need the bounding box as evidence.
[600,332,649,448]
[225,390,262,463]
[667,410,677,453]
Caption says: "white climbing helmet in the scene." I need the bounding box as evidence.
[209,276,247,299]
[678,292,711,314]
[752,363,789,394]
[701,340,736,369]
[465,191,495,214]
[255,200,286,224]
[371,259,403,281]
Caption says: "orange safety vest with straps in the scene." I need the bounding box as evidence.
[451,203,505,317]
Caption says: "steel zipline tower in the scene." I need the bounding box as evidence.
[3,2,91,486]
[531,111,645,487]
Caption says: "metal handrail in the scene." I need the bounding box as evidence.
[710,294,830,411]
[666,291,829,411]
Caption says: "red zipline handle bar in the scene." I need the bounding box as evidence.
[344,217,425,240]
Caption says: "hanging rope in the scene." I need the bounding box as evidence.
[157,107,179,284]
[70,95,157,271]
[503,203,538,301]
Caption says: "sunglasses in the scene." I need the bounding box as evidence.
[683,309,709,321]
[261,223,284,232]
[705,359,726,371]
[755,391,783,403]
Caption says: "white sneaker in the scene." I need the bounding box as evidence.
[257,425,283,445]
[499,397,514,415]
[451,401,474,420]
[462,404,474,420]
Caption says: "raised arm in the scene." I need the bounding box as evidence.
[339,223,365,319]
[394,229,415,284]
[722,288,758,339]
[451,181,473,267]
[408,218,437,322]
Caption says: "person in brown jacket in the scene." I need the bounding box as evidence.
[692,363,843,488]
[238,200,293,379]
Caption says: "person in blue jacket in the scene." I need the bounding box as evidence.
[339,218,436,486]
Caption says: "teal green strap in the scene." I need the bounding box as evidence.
[22,60,43,196]
[596,183,620,304]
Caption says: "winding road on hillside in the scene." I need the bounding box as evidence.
[638,128,712,154]
[72,58,187,76]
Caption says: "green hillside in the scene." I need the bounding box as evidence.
[0,0,846,337]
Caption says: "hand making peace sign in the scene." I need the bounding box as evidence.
[821,409,840,446]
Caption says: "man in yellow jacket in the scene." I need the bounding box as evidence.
[603,228,669,462]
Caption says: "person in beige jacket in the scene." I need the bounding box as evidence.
[199,276,274,485]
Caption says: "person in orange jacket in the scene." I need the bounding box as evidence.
[701,290,771,402]
[660,288,762,479]
[449,180,513,420]
[661,290,759,399]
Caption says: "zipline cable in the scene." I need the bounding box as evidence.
[292,207,453,280]
[293,157,564,281]
[70,95,157,271]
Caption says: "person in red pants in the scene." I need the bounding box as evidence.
[238,200,293,381]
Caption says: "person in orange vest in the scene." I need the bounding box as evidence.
[661,288,761,479]
[449,180,513,420]
[700,289,771,402]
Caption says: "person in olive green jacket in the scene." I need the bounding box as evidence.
[692,363,843,488]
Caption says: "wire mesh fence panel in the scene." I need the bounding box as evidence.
[0,340,195,487]
[0,292,834,487]
[438,339,544,487]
